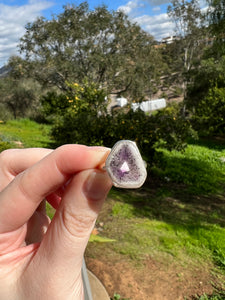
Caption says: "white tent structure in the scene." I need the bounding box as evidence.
[132,98,166,112]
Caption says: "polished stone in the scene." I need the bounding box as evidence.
[105,140,147,188]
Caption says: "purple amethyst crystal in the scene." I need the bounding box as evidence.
[105,140,147,188]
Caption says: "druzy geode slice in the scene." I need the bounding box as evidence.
[105,140,147,188]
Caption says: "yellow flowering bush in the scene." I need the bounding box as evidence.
[41,82,195,162]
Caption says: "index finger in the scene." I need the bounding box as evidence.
[0,144,110,233]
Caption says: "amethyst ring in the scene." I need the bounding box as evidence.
[105,140,147,189]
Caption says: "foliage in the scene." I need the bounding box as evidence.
[111,294,129,300]
[47,81,195,162]
[167,0,205,73]
[0,103,13,121]
[40,91,71,122]
[187,56,225,135]
[206,0,225,58]
[167,0,207,110]
[0,75,41,119]
[16,1,159,100]
[148,103,197,153]
[49,80,108,146]
[191,85,225,135]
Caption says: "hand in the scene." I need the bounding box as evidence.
[0,145,112,300]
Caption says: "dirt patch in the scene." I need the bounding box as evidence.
[86,256,215,300]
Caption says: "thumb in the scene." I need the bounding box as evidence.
[26,169,112,298]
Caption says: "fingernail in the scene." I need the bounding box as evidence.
[83,171,112,201]
[89,147,111,169]
[89,146,111,152]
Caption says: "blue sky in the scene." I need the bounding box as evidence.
[0,0,207,67]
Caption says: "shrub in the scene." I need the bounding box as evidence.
[45,81,195,163]
[49,80,108,146]
[40,91,71,122]
[0,104,13,121]
[191,85,225,136]
[187,56,225,136]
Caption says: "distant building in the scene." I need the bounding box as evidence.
[161,36,180,44]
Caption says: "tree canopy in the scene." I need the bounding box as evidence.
[17,2,158,100]
[206,0,225,58]
[167,0,205,73]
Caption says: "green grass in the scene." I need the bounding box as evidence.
[107,192,225,268]
[193,290,225,300]
[90,141,225,288]
[152,143,225,194]
[111,294,130,300]
[0,118,53,148]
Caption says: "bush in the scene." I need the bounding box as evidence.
[187,56,225,136]
[191,85,225,135]
[40,91,71,122]
[44,81,196,163]
[49,80,108,146]
[100,103,196,163]
[0,103,13,121]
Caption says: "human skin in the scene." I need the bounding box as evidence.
[0,145,112,300]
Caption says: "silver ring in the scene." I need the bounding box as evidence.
[105,140,147,189]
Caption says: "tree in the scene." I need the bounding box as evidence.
[186,55,225,135]
[0,63,40,119]
[167,0,206,104]
[206,0,225,58]
[183,1,225,136]
[17,2,159,101]
[0,81,36,119]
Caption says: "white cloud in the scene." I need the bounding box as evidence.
[0,0,53,67]
[118,0,139,15]
[152,6,161,12]
[118,0,175,40]
[118,0,172,40]
[120,0,208,41]
[118,0,145,16]
[134,13,175,40]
